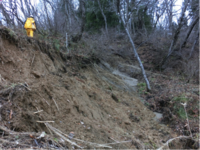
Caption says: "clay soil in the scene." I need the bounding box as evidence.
[0,27,197,149]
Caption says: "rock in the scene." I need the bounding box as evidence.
[153,112,163,122]
[112,70,138,91]
[117,63,142,78]
[99,61,138,92]
[111,93,119,102]
[31,71,41,78]
[124,120,131,125]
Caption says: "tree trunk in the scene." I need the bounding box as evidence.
[124,27,151,91]
[120,13,151,91]
[187,31,199,59]
[80,0,85,34]
[65,1,72,30]
[168,0,173,31]
[180,16,199,50]
[160,0,189,68]
[97,0,108,35]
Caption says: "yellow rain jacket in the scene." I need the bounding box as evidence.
[24,17,36,30]
[24,17,36,37]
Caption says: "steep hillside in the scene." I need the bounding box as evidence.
[0,27,197,149]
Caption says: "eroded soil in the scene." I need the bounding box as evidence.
[0,27,198,149]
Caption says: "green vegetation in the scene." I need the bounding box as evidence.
[137,82,146,95]
[172,95,188,103]
[6,28,15,37]
[172,95,189,119]
[108,86,113,91]
[53,39,60,51]
[174,106,187,119]
[15,136,19,139]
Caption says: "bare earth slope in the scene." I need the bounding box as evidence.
[0,27,184,149]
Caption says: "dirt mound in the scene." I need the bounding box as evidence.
[0,27,196,149]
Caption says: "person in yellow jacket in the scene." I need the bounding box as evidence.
[24,15,36,37]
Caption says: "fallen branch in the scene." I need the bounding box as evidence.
[52,98,59,111]
[45,99,50,106]
[21,82,31,91]
[0,125,41,136]
[45,123,83,149]
[46,123,132,148]
[181,102,193,138]
[157,136,192,150]
[9,110,13,119]
[0,138,33,147]
[34,110,43,114]
[38,93,50,106]
[0,83,30,96]
[44,123,53,135]
[75,77,85,84]
[31,53,35,66]
[36,121,55,123]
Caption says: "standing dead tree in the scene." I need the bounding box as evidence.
[117,0,151,92]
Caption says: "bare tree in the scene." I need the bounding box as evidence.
[153,2,166,29]
[166,0,174,31]
[161,0,189,68]
[117,0,151,91]
[97,0,108,35]
[180,1,200,50]
[187,30,199,59]
[180,16,199,50]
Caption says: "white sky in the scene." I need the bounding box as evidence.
[175,0,184,6]
[31,0,39,5]
[0,0,186,26]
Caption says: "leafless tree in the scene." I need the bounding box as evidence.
[180,16,199,50]
[117,0,151,91]
[97,0,108,35]
[166,0,175,31]
[187,30,199,59]
[180,1,200,50]
[153,2,166,29]
[80,0,85,37]
[161,0,190,68]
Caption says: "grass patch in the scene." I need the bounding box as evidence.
[137,82,146,95]
[172,95,188,103]
[172,95,189,119]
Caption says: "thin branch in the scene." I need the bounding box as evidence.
[157,136,192,150]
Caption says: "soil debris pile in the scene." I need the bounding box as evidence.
[0,27,196,149]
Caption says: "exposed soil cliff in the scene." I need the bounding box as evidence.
[0,27,197,149]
